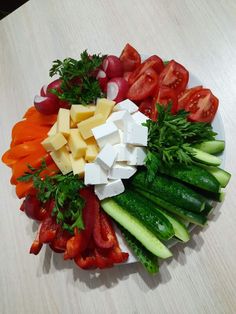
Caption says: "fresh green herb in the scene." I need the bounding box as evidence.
[49,50,106,104]
[18,163,85,233]
[144,104,216,182]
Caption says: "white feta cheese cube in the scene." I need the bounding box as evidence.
[84,163,108,185]
[107,110,133,131]
[94,179,125,200]
[127,147,147,166]
[92,121,120,148]
[123,122,148,146]
[113,143,133,161]
[119,130,124,143]
[109,162,137,179]
[113,99,138,114]
[131,111,148,125]
[96,143,117,170]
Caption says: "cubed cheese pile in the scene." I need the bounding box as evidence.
[41,98,149,200]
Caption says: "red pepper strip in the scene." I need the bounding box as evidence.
[1,150,18,168]
[93,209,115,249]
[50,226,72,253]
[23,106,36,119]
[64,228,83,260]
[30,223,43,255]
[39,216,59,243]
[79,187,99,251]
[95,248,114,269]
[26,110,57,126]
[15,181,36,199]
[108,246,129,264]
[74,250,97,269]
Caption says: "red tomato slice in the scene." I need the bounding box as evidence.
[139,97,157,121]
[119,43,141,72]
[159,60,189,95]
[184,89,219,123]
[127,67,159,101]
[156,87,178,114]
[177,85,203,110]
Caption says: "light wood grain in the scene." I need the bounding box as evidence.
[1,0,236,313]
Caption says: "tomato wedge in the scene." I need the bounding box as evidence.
[159,60,189,95]
[156,86,178,114]
[127,67,159,101]
[139,97,157,121]
[177,85,203,110]
[119,43,141,72]
[184,88,219,123]
[128,55,164,85]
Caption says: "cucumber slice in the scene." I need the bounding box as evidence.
[136,189,207,226]
[194,140,225,154]
[192,148,221,166]
[153,207,190,242]
[101,199,172,259]
[197,165,231,188]
[119,225,159,274]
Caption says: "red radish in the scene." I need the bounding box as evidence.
[34,95,60,115]
[106,77,129,103]
[102,55,123,78]
[46,79,62,100]
[59,99,70,109]
[96,70,108,92]
[40,85,47,97]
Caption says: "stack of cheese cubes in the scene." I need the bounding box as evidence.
[41,98,149,200]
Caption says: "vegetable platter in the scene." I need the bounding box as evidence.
[1,43,231,274]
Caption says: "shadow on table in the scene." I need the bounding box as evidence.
[37,201,222,290]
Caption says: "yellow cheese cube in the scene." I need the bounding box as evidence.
[95,98,115,120]
[70,105,95,123]
[41,133,67,152]
[85,137,99,162]
[68,129,87,158]
[50,146,72,175]
[70,118,78,128]
[69,155,85,177]
[47,122,57,136]
[77,113,105,140]
[57,108,70,137]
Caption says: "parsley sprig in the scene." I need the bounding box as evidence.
[144,104,217,182]
[49,50,106,104]
[18,161,85,233]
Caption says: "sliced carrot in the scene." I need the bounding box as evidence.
[1,150,18,167]
[15,181,36,199]
[12,150,53,182]
[26,111,57,126]
[11,128,48,147]
[8,139,44,159]
[40,163,59,178]
[23,106,37,119]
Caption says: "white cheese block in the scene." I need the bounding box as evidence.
[123,122,148,146]
[113,143,132,162]
[92,121,120,148]
[108,162,137,179]
[131,111,148,125]
[94,179,125,200]
[127,147,147,166]
[96,143,117,170]
[106,110,133,131]
[84,163,108,185]
[119,130,124,143]
[113,99,138,114]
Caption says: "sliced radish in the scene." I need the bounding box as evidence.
[40,85,47,97]
[46,79,62,100]
[34,95,60,115]
[107,77,129,103]
[102,55,123,79]
[96,70,108,92]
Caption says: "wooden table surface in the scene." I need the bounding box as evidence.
[1,0,236,313]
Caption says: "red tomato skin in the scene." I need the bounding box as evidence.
[159,60,189,95]
[119,43,141,72]
[139,97,157,121]
[184,89,219,123]
[177,85,203,110]
[127,68,159,101]
[156,87,178,114]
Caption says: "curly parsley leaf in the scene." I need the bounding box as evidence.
[18,164,85,233]
[49,50,106,104]
[144,104,217,182]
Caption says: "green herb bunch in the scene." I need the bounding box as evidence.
[18,161,85,233]
[49,50,106,104]
[144,104,216,182]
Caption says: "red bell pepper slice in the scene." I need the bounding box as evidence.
[50,226,71,253]
[93,210,115,249]
[29,223,43,255]
[39,216,59,243]
[94,248,114,269]
[64,227,83,260]
[74,250,97,269]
